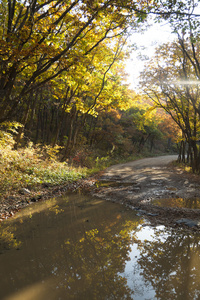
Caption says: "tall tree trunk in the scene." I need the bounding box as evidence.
[14,103,30,149]
[89,115,99,146]
[70,113,87,152]
[62,105,77,160]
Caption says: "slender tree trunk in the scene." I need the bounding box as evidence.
[70,113,87,152]
[181,140,186,163]
[89,116,99,146]
[35,102,41,143]
[62,105,77,160]
[14,103,30,149]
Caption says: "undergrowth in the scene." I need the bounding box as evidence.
[0,135,87,197]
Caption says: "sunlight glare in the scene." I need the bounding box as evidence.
[170,80,200,85]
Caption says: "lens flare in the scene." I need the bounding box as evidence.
[169,80,200,85]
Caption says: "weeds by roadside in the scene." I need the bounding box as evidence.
[0,137,86,198]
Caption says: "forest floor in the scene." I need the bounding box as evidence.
[1,155,200,231]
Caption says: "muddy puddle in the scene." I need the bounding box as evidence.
[95,180,135,188]
[153,197,200,209]
[1,193,200,300]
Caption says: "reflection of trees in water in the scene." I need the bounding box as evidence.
[0,224,21,250]
[185,198,200,209]
[50,220,141,299]
[135,228,200,299]
[62,229,131,298]
[0,199,142,299]
[154,197,200,209]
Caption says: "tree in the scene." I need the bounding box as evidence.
[0,0,148,124]
[140,38,200,172]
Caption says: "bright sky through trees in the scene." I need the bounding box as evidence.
[126,2,200,90]
[126,21,176,90]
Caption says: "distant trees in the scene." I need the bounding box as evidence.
[81,101,179,159]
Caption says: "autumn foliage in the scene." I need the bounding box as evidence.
[1,0,193,200]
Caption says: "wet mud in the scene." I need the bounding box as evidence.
[89,156,200,231]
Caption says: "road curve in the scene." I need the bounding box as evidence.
[103,155,178,176]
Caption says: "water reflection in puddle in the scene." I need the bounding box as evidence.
[153,197,200,209]
[0,194,200,300]
[95,180,135,188]
[121,224,200,299]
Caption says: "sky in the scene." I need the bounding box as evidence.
[126,3,200,91]
[126,21,176,90]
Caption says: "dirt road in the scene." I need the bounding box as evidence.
[92,155,200,229]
